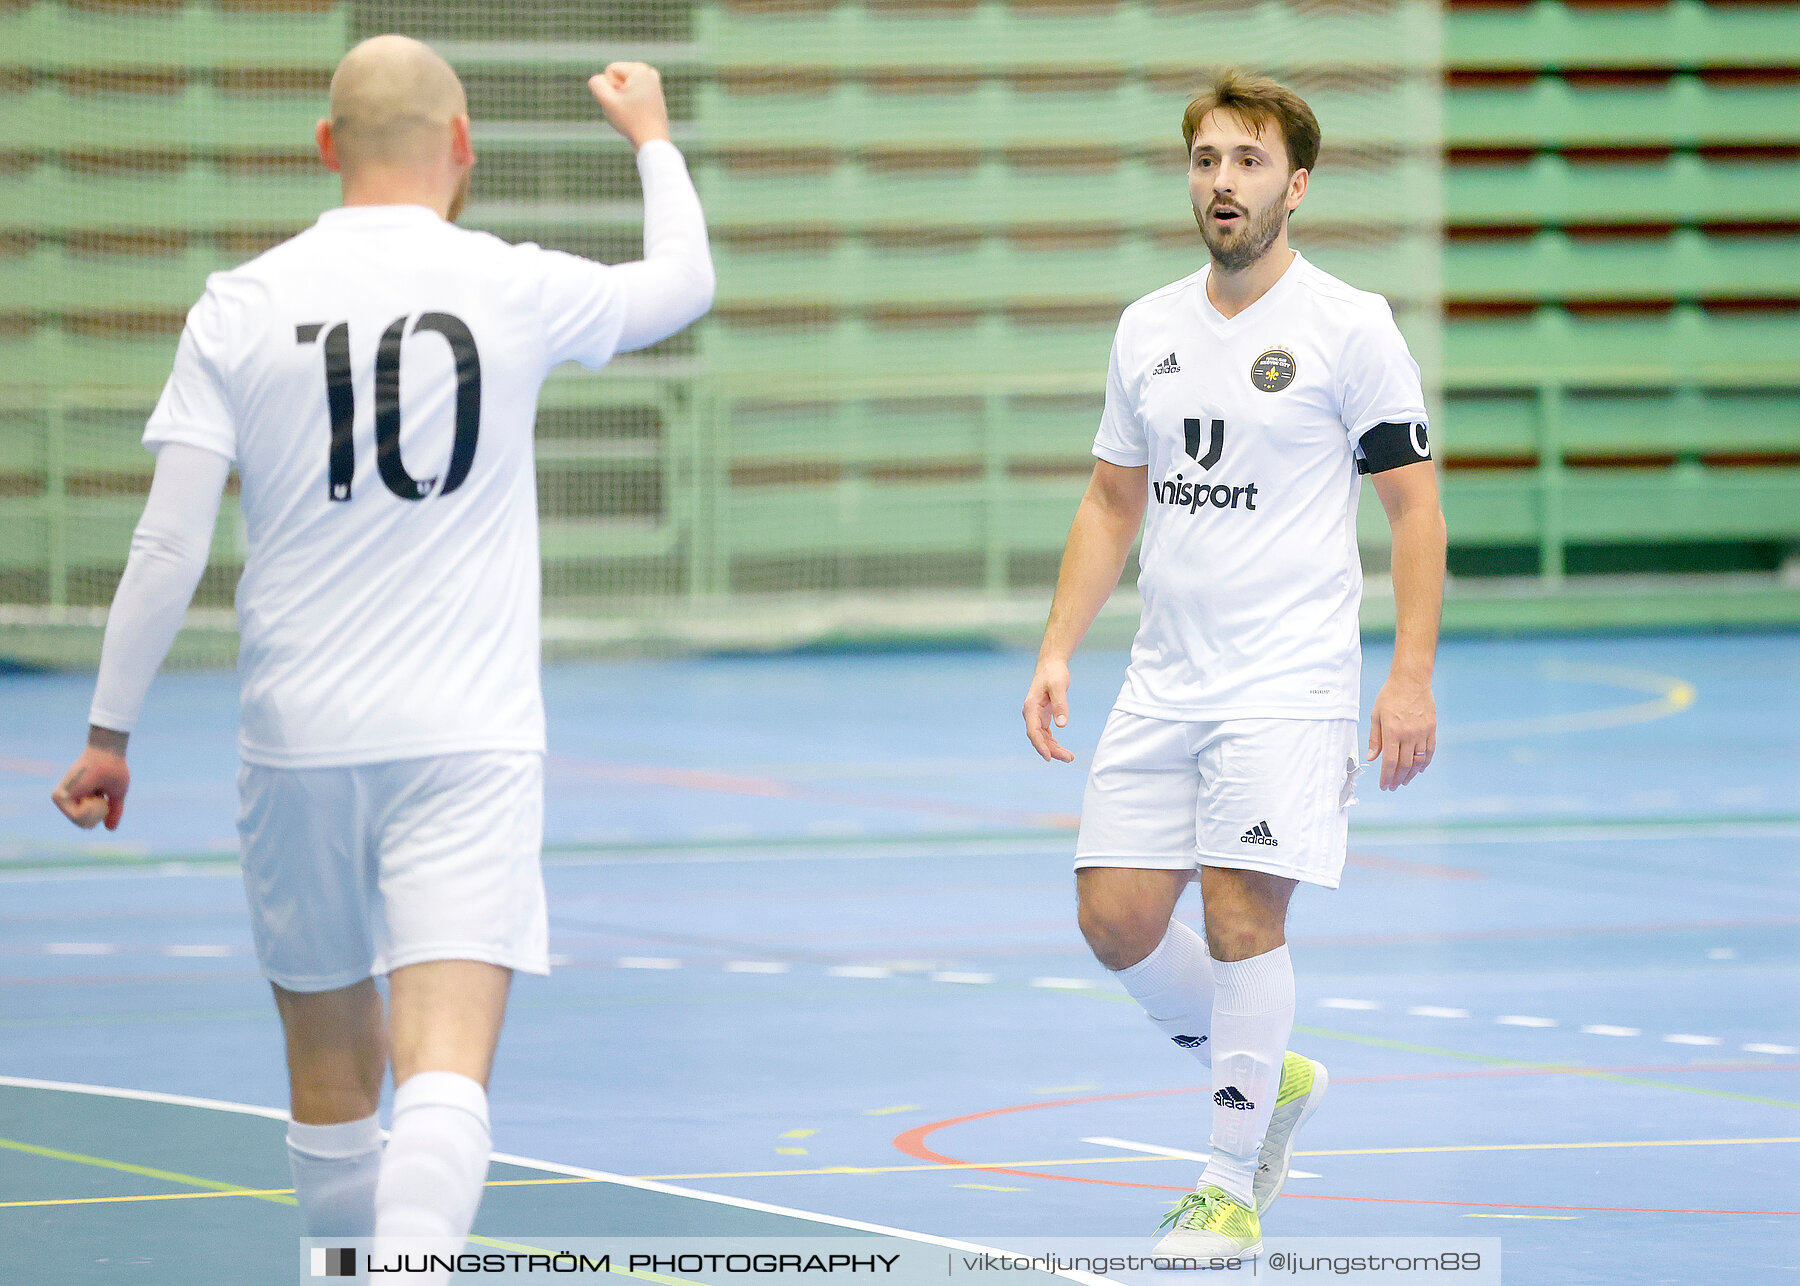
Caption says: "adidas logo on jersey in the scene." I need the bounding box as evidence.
[1214,1086,1255,1110]
[1173,1034,1208,1049]
[1151,352,1181,375]
[1240,821,1278,846]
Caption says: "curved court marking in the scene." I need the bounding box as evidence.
[1456,661,1694,742]
[528,663,1697,832]
[887,1071,1800,1215]
[0,1076,1113,1286]
[551,755,1081,831]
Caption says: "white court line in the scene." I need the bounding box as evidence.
[0,1074,290,1121]
[1496,1016,1557,1028]
[931,972,995,985]
[1408,1006,1470,1019]
[1318,998,1381,1010]
[1081,1137,1320,1180]
[0,1076,1119,1286]
[1581,1025,1641,1037]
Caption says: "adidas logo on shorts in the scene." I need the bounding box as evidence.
[1240,820,1278,847]
[1214,1086,1255,1110]
[1173,1034,1208,1049]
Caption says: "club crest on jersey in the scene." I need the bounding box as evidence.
[1250,348,1296,392]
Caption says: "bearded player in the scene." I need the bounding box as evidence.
[1023,69,1445,1257]
[51,37,712,1280]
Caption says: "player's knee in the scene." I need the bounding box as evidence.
[1078,897,1170,971]
[1204,918,1283,962]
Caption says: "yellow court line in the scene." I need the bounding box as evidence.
[7,1137,1796,1210]
[0,1135,295,1208]
[1295,1136,1800,1159]
[632,1136,1800,1180]
[0,1187,297,1209]
[1457,661,1695,741]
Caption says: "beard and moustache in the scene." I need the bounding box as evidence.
[447,164,472,223]
[1193,188,1287,272]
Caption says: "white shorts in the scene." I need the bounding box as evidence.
[1074,711,1361,889]
[237,751,549,993]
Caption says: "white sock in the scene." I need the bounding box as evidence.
[287,1113,381,1237]
[374,1071,491,1279]
[1112,918,1214,1066]
[1199,945,1295,1208]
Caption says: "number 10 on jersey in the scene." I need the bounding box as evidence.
[296,314,483,504]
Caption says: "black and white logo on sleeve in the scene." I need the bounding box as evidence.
[1410,421,1430,457]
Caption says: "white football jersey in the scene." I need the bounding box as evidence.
[143,204,629,767]
[1092,252,1430,722]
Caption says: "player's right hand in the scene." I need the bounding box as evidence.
[588,62,672,150]
[51,747,129,831]
[1023,658,1075,763]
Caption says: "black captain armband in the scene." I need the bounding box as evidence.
[1356,420,1432,474]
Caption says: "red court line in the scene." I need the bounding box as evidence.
[550,754,1079,830]
[891,1068,1800,1214]
[1344,853,1483,881]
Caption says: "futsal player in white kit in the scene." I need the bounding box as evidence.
[1023,70,1446,1257]
[50,37,712,1277]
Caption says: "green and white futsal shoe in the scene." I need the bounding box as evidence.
[1154,1186,1262,1260]
[1254,1051,1329,1215]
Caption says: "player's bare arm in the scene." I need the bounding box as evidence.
[1024,459,1147,763]
[50,726,131,830]
[588,62,672,149]
[1368,459,1446,791]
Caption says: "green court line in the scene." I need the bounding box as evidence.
[0,1008,268,1031]
[1289,1024,1800,1110]
[4,811,1799,873]
[0,1137,758,1286]
[1078,993,1800,1110]
[0,1136,295,1207]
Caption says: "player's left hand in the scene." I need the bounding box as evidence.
[51,742,130,831]
[1367,676,1435,791]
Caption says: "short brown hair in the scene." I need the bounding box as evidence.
[1181,68,1321,174]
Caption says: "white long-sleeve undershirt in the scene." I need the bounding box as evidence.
[612,138,715,352]
[87,140,714,735]
[88,442,229,733]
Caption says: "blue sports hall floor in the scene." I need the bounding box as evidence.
[1,633,1796,1284]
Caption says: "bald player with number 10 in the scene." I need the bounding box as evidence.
[50,37,713,1281]
[1023,70,1447,1259]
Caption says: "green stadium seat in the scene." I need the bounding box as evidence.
[1447,230,1800,302]
[1446,0,1800,72]
[4,4,346,72]
[1446,78,1800,150]
[1448,154,1797,227]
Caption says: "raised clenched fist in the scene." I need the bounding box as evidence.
[588,62,672,150]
